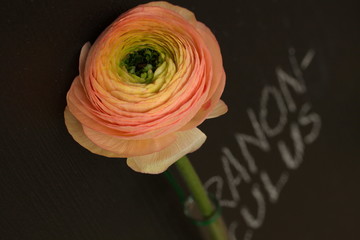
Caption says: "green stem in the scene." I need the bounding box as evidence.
[175,156,227,240]
[164,170,186,203]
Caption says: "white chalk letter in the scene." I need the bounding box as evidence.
[240,184,266,229]
[278,123,304,169]
[235,109,270,174]
[298,103,322,144]
[259,86,288,137]
[276,67,305,112]
[260,171,289,203]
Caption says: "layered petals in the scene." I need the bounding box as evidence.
[64,107,122,158]
[127,128,206,174]
[82,126,176,157]
[64,1,227,174]
[207,100,228,119]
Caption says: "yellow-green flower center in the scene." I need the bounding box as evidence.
[122,48,164,84]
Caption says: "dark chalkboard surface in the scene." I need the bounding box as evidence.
[1,0,359,239]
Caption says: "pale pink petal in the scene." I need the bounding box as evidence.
[144,1,197,24]
[207,100,228,119]
[180,71,226,130]
[67,77,123,137]
[82,126,177,157]
[126,128,206,174]
[79,42,91,78]
[195,22,225,100]
[64,107,122,158]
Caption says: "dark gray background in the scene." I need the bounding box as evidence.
[1,0,359,239]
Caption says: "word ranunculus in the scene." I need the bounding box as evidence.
[64,1,227,174]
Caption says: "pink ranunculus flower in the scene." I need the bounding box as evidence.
[64,1,227,174]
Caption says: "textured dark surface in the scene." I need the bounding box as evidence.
[0,0,359,240]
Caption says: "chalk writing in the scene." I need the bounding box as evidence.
[204,48,321,239]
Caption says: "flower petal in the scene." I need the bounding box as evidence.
[79,42,91,78]
[144,1,197,25]
[64,107,121,158]
[195,22,224,100]
[207,100,228,119]
[82,126,177,157]
[180,71,226,130]
[126,128,206,174]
